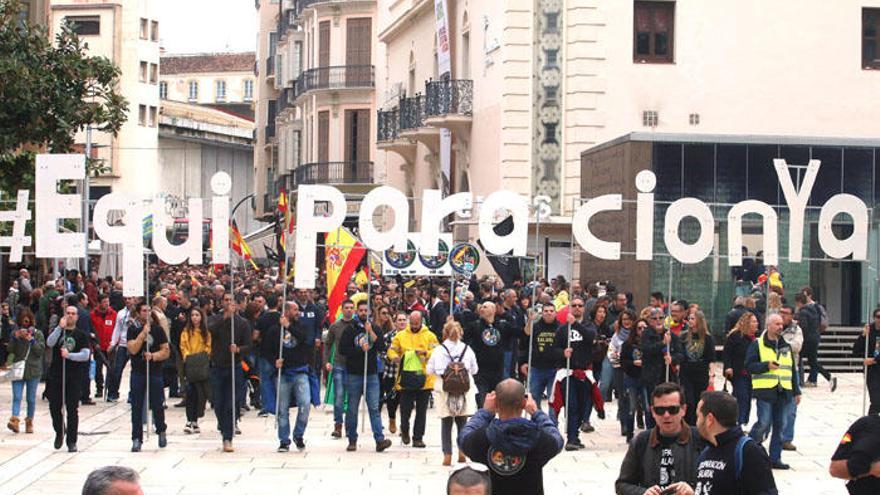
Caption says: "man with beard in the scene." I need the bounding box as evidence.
[46,305,90,452]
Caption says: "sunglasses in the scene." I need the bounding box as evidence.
[652,405,681,416]
[649,316,662,321]
[571,304,584,308]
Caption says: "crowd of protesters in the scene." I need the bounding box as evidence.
[0,255,876,495]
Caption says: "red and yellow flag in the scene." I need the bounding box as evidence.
[230,220,258,270]
[325,227,366,320]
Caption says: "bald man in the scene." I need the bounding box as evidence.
[745,313,801,470]
[459,379,563,495]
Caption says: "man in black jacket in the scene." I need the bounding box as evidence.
[459,379,563,495]
[254,295,281,417]
[463,301,522,408]
[269,302,312,452]
[522,304,562,413]
[694,391,777,495]
[854,312,880,415]
[829,414,880,495]
[642,308,684,427]
[616,382,703,495]
[555,297,595,450]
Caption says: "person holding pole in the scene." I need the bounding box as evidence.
[269,301,312,452]
[521,304,562,415]
[253,294,281,417]
[641,307,684,427]
[853,311,880,415]
[46,304,89,452]
[339,300,392,452]
[126,301,170,452]
[208,292,252,453]
[553,296,594,451]
[324,300,355,438]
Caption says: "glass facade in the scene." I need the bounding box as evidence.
[647,140,879,336]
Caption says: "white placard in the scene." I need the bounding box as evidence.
[572,194,622,260]
[818,194,869,260]
[294,185,346,288]
[35,154,85,258]
[478,190,528,257]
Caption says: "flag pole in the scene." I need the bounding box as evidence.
[362,259,371,433]
[564,321,572,435]
[230,249,237,440]
[526,203,543,392]
[276,209,289,429]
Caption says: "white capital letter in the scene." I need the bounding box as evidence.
[35,154,85,258]
[295,185,347,288]
[775,159,819,262]
[572,194,622,260]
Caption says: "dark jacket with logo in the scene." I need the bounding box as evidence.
[459,408,564,495]
[525,319,563,370]
[464,317,521,378]
[553,319,595,370]
[616,422,705,495]
[693,426,777,495]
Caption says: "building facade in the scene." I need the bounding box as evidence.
[49,0,161,195]
[578,1,880,334]
[159,52,256,119]
[253,0,281,219]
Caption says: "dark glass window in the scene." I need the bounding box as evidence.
[810,147,843,207]
[843,148,873,204]
[653,143,682,201]
[683,143,715,201]
[65,16,100,36]
[864,8,880,69]
[715,144,747,204]
[634,1,675,63]
[746,145,779,204]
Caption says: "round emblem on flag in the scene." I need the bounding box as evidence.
[385,241,417,269]
[418,239,450,269]
[449,243,480,275]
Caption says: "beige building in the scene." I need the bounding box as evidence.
[19,0,49,26]
[159,52,256,119]
[253,0,281,220]
[49,0,161,195]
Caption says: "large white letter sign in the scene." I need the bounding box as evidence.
[572,195,622,260]
[818,194,869,260]
[420,190,473,256]
[478,191,528,256]
[93,193,144,296]
[727,200,779,266]
[358,186,409,253]
[665,198,714,264]
[295,185,346,288]
[35,154,86,258]
[635,170,656,260]
[211,172,231,265]
[775,159,819,263]
[152,197,203,265]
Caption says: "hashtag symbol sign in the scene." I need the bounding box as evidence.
[0,190,33,263]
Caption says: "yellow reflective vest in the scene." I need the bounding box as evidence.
[751,335,793,391]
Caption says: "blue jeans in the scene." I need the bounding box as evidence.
[106,348,129,400]
[258,357,276,414]
[11,378,39,418]
[502,350,514,379]
[529,367,558,424]
[623,376,648,435]
[599,358,615,401]
[129,372,166,442]
[344,373,384,443]
[277,371,310,445]
[750,396,791,462]
[783,397,797,443]
[562,377,590,443]
[211,365,242,442]
[332,365,347,425]
[732,375,752,426]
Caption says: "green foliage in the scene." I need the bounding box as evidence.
[0,0,128,193]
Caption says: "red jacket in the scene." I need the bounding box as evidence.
[90,307,117,351]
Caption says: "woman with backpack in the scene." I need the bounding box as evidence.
[180,307,211,434]
[427,317,478,466]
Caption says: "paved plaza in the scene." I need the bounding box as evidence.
[0,367,866,494]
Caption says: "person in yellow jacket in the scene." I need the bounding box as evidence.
[387,310,438,448]
[179,308,212,434]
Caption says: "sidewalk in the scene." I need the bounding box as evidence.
[0,367,866,494]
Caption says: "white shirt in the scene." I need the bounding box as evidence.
[427,339,479,376]
[110,307,132,347]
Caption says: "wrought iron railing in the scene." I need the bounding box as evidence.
[399,94,426,131]
[294,65,374,98]
[265,123,276,139]
[286,162,374,187]
[278,87,295,113]
[377,108,399,142]
[425,79,473,117]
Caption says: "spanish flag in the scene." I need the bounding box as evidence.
[276,189,293,272]
[325,227,366,321]
[230,220,258,270]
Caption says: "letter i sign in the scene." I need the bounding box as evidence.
[0,190,32,263]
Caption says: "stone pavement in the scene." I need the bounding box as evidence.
[0,367,867,494]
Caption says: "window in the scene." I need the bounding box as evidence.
[149,63,158,84]
[150,20,159,41]
[159,81,167,99]
[140,18,148,39]
[215,80,226,102]
[863,8,880,69]
[149,106,158,127]
[243,79,254,101]
[139,61,148,83]
[138,104,147,126]
[65,16,100,36]
[633,1,674,63]
[188,81,198,101]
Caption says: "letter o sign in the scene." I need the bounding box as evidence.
[664,198,715,264]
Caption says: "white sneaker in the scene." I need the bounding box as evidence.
[184,422,193,434]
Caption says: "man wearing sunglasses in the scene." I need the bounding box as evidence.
[616,382,702,495]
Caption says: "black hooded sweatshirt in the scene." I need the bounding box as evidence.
[553,319,594,370]
[459,409,564,495]
[693,426,777,495]
[527,318,563,370]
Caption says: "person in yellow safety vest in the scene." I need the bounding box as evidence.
[744,313,801,471]
[387,311,438,448]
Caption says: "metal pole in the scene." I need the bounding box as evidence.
[564,322,572,434]
[230,255,237,438]
[145,334,150,442]
[276,226,289,428]
[61,330,66,435]
[526,206,543,392]
[83,125,91,276]
[361,260,371,433]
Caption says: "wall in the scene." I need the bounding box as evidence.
[162,71,255,105]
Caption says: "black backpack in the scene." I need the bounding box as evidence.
[441,344,470,395]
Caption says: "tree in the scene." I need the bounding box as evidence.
[0,0,128,194]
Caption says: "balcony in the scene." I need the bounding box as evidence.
[265,123,276,139]
[278,87,295,114]
[294,65,374,99]
[266,56,275,78]
[425,79,473,138]
[377,107,416,162]
[285,161,374,188]
[399,94,439,152]
[295,0,372,16]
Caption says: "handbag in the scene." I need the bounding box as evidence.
[11,345,30,381]
[185,352,210,383]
